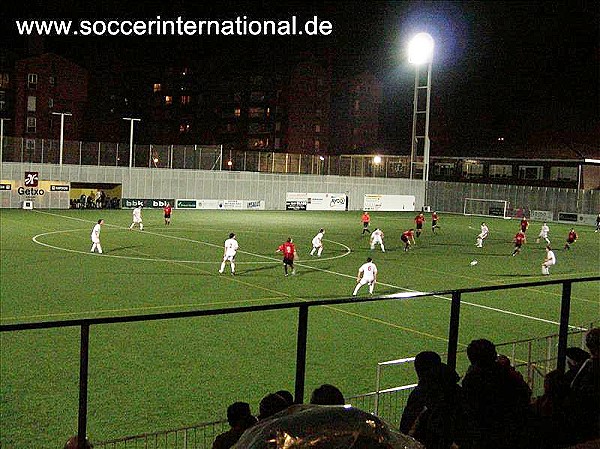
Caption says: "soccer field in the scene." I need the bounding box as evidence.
[1,208,598,448]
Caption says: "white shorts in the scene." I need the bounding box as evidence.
[91,237,100,244]
[542,261,556,267]
[133,218,142,223]
[358,277,375,286]
[371,237,383,245]
[223,254,236,262]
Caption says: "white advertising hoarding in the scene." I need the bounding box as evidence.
[286,192,347,211]
[176,199,265,210]
[363,194,416,211]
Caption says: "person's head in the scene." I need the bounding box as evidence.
[319,228,324,234]
[409,228,414,232]
[258,393,289,420]
[226,401,257,429]
[366,257,372,263]
[543,370,569,398]
[482,222,486,226]
[229,232,235,239]
[98,219,104,225]
[565,347,590,370]
[64,435,93,449]
[286,237,292,243]
[310,384,345,405]
[413,351,442,380]
[467,339,497,366]
[585,328,600,357]
[275,390,294,406]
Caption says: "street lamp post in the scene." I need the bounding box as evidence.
[408,33,434,207]
[122,117,141,168]
[51,112,72,166]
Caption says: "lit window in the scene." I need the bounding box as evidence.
[165,96,172,105]
[315,140,320,149]
[354,100,360,111]
[248,107,264,118]
[234,108,241,117]
[27,73,38,89]
[27,96,36,112]
[179,123,190,133]
[274,137,281,149]
[275,122,281,132]
[0,91,5,111]
[518,166,543,180]
[0,73,9,88]
[180,95,191,105]
[26,117,36,133]
[550,166,577,182]
[153,83,161,92]
[315,124,321,133]
[26,138,35,150]
[489,164,512,178]
[266,107,270,117]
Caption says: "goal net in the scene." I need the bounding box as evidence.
[463,198,509,218]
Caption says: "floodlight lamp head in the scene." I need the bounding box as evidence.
[408,32,434,65]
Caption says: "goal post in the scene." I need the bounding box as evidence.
[463,198,509,219]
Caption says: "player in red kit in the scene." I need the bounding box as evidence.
[163,203,172,225]
[520,217,529,233]
[401,229,416,252]
[361,212,371,235]
[511,231,526,256]
[414,212,425,238]
[276,237,298,276]
[431,211,440,233]
[563,228,578,250]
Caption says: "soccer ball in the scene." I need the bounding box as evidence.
[470,260,478,266]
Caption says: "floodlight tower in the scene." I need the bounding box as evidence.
[408,33,434,206]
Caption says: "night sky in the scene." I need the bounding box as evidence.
[3,0,599,154]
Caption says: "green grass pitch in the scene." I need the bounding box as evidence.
[1,208,598,447]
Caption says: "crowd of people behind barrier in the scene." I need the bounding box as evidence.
[70,190,120,209]
[64,328,599,449]
[207,328,599,449]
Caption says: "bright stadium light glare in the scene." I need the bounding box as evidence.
[373,155,382,164]
[408,32,434,65]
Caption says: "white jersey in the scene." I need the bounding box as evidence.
[91,223,101,243]
[312,232,324,247]
[479,225,489,239]
[545,250,556,265]
[358,262,377,281]
[371,229,383,243]
[224,238,239,257]
[132,207,142,223]
[539,224,549,238]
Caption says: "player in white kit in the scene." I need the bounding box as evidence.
[370,228,385,252]
[129,205,143,230]
[219,233,239,275]
[310,229,325,257]
[353,257,378,296]
[541,245,556,275]
[536,222,550,244]
[90,219,104,254]
[476,222,489,248]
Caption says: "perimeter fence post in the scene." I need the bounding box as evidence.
[556,281,572,373]
[294,305,309,404]
[77,324,90,449]
[447,291,461,371]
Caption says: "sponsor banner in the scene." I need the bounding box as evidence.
[122,198,175,209]
[531,210,553,222]
[363,194,415,212]
[558,212,578,223]
[0,183,11,191]
[177,199,265,210]
[286,193,347,211]
[177,199,198,209]
[50,184,70,191]
[577,214,598,226]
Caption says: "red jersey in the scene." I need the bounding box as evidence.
[278,242,296,259]
[514,232,526,245]
[163,205,172,215]
[567,231,577,242]
[415,214,425,225]
[520,219,529,232]
[402,230,414,239]
[361,213,370,223]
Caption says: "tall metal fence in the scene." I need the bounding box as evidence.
[429,180,600,216]
[0,136,408,177]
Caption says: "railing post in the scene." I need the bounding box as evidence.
[556,280,572,373]
[294,305,309,404]
[447,291,461,371]
[77,324,90,449]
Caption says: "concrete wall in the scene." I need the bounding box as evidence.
[0,163,426,210]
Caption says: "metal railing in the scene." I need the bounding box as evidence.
[1,276,598,448]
